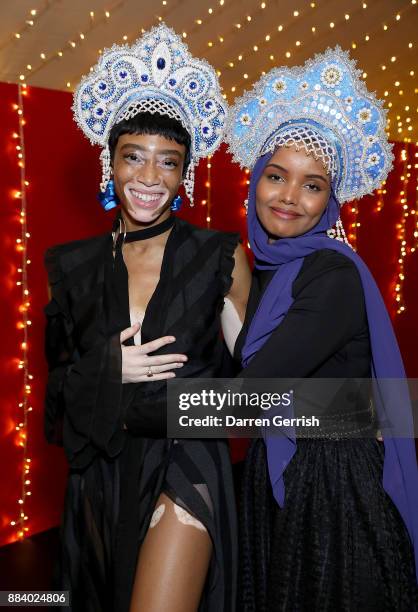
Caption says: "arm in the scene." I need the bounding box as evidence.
[44,294,75,446]
[238,256,366,378]
[44,273,122,462]
[221,243,252,355]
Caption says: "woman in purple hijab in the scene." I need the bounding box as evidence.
[226,48,417,610]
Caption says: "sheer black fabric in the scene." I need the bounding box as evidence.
[235,249,417,611]
[44,217,239,611]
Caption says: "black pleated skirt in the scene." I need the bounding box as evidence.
[239,438,417,612]
[56,435,237,611]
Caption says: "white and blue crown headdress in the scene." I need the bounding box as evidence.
[73,23,228,204]
[225,47,393,203]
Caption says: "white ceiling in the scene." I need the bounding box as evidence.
[0,0,416,141]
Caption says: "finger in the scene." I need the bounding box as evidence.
[120,322,141,343]
[139,372,177,382]
[145,354,187,366]
[138,336,176,354]
[145,362,185,375]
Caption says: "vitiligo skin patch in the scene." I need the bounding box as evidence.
[174,503,207,532]
[149,503,166,528]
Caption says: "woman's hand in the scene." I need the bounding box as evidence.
[120,323,187,383]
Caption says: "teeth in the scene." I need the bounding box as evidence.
[131,190,161,202]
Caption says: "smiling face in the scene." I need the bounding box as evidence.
[112,132,186,229]
[255,146,331,239]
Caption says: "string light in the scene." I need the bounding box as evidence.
[224,4,308,85]
[413,152,418,252]
[14,1,127,85]
[375,182,385,212]
[206,156,212,227]
[0,3,61,52]
[200,1,270,60]
[65,0,182,88]
[347,203,359,250]
[242,168,251,247]
[9,84,32,541]
[4,2,418,139]
[218,3,416,140]
[394,149,409,313]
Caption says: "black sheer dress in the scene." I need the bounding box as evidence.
[234,249,417,612]
[44,216,239,612]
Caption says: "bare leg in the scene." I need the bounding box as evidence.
[129,493,212,612]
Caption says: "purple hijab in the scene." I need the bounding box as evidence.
[242,153,418,579]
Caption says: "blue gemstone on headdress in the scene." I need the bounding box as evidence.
[119,71,128,79]
[202,126,209,134]
[169,78,176,86]
[205,101,213,109]
[157,57,166,69]
[96,108,104,116]
[141,74,148,83]
[189,81,197,90]
[99,83,107,91]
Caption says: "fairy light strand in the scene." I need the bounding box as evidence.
[10,84,32,541]
[243,168,251,249]
[219,2,416,140]
[9,1,417,139]
[200,1,267,53]
[395,148,409,313]
[62,0,174,90]
[0,1,61,53]
[206,156,212,227]
[374,180,386,213]
[14,1,127,86]
[414,151,418,250]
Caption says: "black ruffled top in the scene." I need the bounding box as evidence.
[44,216,239,468]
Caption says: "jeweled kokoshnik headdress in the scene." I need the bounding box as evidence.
[225,46,393,204]
[73,23,228,204]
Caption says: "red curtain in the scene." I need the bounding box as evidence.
[0,82,417,546]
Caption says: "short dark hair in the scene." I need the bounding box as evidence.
[108,111,191,175]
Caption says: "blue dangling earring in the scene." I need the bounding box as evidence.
[170,194,183,212]
[98,178,119,211]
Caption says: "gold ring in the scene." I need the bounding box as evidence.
[146,366,153,378]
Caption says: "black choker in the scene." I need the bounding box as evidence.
[113,215,175,245]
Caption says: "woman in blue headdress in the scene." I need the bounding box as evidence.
[226,48,418,610]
